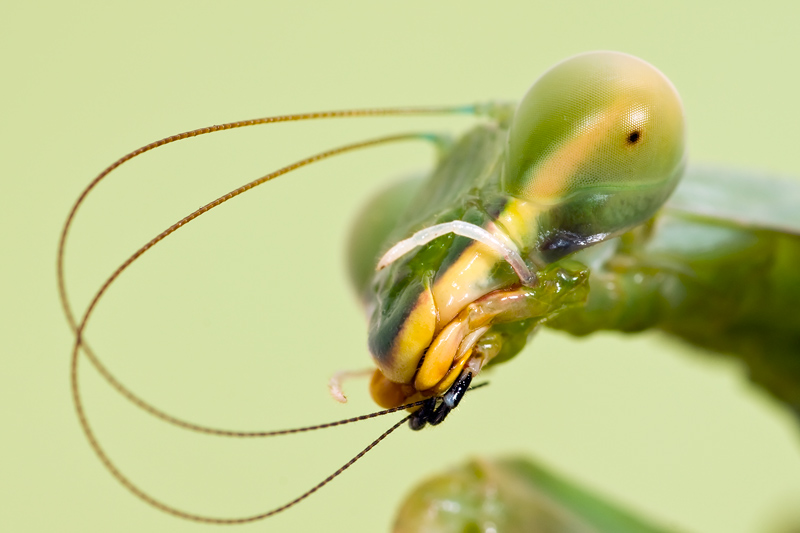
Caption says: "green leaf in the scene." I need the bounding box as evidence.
[393,457,677,533]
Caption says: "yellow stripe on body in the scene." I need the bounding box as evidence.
[430,199,543,330]
[431,241,504,330]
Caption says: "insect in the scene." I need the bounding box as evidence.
[58,51,800,525]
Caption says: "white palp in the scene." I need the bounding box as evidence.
[376,220,536,286]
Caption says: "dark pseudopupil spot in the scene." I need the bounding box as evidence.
[627,130,641,144]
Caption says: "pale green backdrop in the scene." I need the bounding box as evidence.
[3,1,800,532]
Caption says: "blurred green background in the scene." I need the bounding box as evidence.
[3,1,800,531]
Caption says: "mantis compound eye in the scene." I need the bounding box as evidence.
[504,51,686,260]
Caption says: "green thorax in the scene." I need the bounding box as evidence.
[548,166,800,411]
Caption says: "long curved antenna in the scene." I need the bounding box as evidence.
[60,107,490,523]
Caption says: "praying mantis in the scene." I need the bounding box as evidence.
[59,51,800,530]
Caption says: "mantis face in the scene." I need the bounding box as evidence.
[362,52,685,421]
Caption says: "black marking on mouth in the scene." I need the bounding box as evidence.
[408,371,473,431]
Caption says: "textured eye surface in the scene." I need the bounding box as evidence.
[505,51,685,205]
